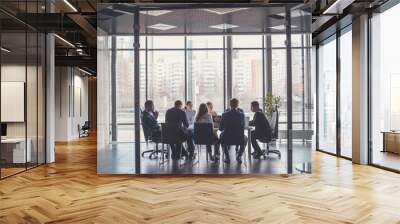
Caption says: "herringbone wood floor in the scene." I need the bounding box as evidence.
[1,135,400,224]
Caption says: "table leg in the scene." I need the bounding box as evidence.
[247,129,252,163]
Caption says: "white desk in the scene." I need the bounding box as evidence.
[1,138,31,163]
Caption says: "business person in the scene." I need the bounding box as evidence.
[141,100,161,142]
[195,103,220,161]
[249,101,272,159]
[165,100,195,160]
[184,101,196,126]
[219,98,247,164]
[206,101,218,118]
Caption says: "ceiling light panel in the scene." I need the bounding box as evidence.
[209,23,239,30]
[202,8,247,15]
[147,23,177,31]
[270,25,298,30]
[140,10,172,16]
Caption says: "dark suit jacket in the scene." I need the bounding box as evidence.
[219,108,245,145]
[141,110,160,141]
[142,110,160,131]
[165,107,189,140]
[249,110,272,141]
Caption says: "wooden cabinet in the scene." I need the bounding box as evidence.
[382,132,400,154]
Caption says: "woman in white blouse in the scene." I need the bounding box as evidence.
[195,103,220,161]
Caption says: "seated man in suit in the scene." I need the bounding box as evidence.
[165,100,195,160]
[219,98,247,164]
[141,100,161,142]
[249,101,272,159]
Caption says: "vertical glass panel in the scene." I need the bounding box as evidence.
[1,31,27,177]
[290,7,313,173]
[318,36,337,154]
[147,36,184,49]
[115,50,146,142]
[27,31,38,169]
[271,49,287,131]
[187,50,224,113]
[371,3,400,171]
[38,33,46,165]
[232,35,262,48]
[147,51,185,120]
[340,28,352,158]
[232,50,263,116]
[186,36,223,49]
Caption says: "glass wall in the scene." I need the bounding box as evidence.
[187,36,224,112]
[0,3,46,179]
[371,3,400,171]
[232,35,263,116]
[340,28,352,158]
[97,4,312,175]
[148,50,185,119]
[317,36,337,154]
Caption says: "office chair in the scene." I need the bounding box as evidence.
[220,127,247,166]
[141,123,165,160]
[79,121,90,138]
[161,123,185,166]
[193,123,215,166]
[259,110,281,159]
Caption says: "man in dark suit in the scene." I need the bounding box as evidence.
[249,101,272,159]
[141,100,161,142]
[219,98,247,164]
[165,100,195,160]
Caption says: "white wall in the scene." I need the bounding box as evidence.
[55,67,89,141]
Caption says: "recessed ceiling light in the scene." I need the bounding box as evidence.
[1,47,11,53]
[209,23,239,30]
[270,25,298,30]
[202,8,247,15]
[147,23,176,31]
[276,10,310,18]
[140,10,172,16]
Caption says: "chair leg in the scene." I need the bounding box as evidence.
[265,142,281,159]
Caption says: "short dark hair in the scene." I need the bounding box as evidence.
[144,100,153,110]
[230,98,239,109]
[206,102,212,106]
[175,100,183,107]
[251,101,259,109]
[186,101,192,106]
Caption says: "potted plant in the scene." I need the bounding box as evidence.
[264,93,281,119]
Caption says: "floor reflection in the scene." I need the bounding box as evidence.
[98,141,312,175]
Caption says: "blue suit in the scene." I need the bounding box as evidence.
[219,108,247,158]
[141,110,161,142]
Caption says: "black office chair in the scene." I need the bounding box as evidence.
[193,123,215,165]
[79,121,90,138]
[220,127,247,165]
[161,123,185,165]
[141,122,164,160]
[259,110,281,159]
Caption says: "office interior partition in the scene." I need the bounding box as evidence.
[0,1,46,179]
[97,3,313,174]
[370,1,400,172]
[315,24,353,160]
